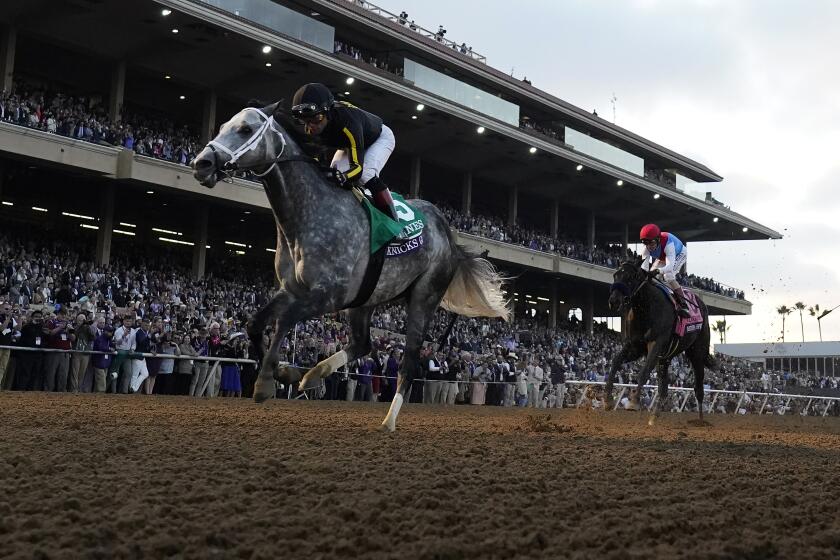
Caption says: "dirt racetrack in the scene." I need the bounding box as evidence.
[2,393,840,560]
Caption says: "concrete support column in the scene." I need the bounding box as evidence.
[409,156,421,198]
[508,185,518,226]
[583,285,594,336]
[587,211,596,249]
[192,205,209,280]
[550,199,559,238]
[0,26,15,93]
[461,171,472,215]
[109,61,126,123]
[622,223,629,252]
[95,188,115,266]
[549,281,558,329]
[201,90,218,144]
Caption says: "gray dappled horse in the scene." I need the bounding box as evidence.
[607,258,714,424]
[192,101,510,431]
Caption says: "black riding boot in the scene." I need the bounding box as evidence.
[673,287,692,319]
[367,176,399,222]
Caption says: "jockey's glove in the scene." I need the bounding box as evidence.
[646,269,661,279]
[331,168,349,188]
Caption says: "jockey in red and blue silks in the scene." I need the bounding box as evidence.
[639,223,691,318]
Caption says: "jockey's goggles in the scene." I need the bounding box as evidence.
[291,103,326,122]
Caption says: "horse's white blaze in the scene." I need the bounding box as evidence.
[381,393,403,432]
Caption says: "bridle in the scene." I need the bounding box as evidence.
[206,108,313,182]
[609,263,649,311]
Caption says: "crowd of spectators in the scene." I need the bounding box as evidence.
[0,81,201,166]
[0,224,833,416]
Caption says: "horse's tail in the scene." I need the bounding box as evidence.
[441,246,511,321]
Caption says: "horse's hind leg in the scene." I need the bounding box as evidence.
[299,307,374,391]
[689,350,706,420]
[381,277,448,432]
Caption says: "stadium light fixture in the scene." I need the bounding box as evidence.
[416,104,425,111]
[261,45,272,54]
[343,91,350,95]
[537,296,549,302]
[266,248,276,253]
[147,190,154,194]
[742,227,749,233]
[152,227,182,236]
[476,126,485,134]
[159,237,194,246]
[653,193,660,200]
[206,245,211,249]
[265,63,272,67]
[62,211,96,220]
[713,217,719,223]
[161,9,172,16]
[411,115,418,120]
[171,28,179,34]
[32,206,48,212]
[2,201,13,206]
[179,95,185,100]
[616,180,624,186]
[119,222,136,228]
[576,164,584,171]
[80,224,99,230]
[529,147,537,154]
[164,75,171,80]
[345,77,355,85]
[235,250,246,255]
[113,229,135,236]
[225,241,247,247]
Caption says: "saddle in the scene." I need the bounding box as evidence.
[650,279,704,337]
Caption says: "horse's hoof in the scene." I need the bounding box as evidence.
[253,378,275,403]
[378,421,396,433]
[648,415,657,427]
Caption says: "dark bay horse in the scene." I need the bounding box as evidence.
[192,101,510,431]
[607,258,714,423]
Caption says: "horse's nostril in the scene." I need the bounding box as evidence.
[194,158,213,170]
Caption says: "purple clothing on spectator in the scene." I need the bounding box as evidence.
[357,360,374,385]
[91,334,113,370]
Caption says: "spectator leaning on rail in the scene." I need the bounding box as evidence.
[69,311,96,392]
[291,83,399,221]
[638,223,691,318]
[44,304,72,391]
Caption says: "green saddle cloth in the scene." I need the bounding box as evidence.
[357,190,426,254]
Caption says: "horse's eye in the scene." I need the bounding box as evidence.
[239,125,253,135]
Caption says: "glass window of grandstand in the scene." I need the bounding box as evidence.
[197,0,334,51]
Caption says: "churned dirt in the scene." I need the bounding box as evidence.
[1,393,840,560]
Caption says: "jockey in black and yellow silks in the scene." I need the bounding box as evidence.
[291,83,398,221]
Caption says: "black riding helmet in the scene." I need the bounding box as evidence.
[291,83,335,119]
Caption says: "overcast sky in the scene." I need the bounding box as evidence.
[374,0,840,345]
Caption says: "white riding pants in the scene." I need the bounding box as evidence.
[331,124,395,185]
[651,248,687,286]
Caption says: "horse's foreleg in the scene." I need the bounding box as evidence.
[650,361,670,426]
[252,291,324,403]
[299,307,374,391]
[629,338,668,412]
[606,343,643,409]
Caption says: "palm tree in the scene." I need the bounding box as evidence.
[809,304,823,342]
[794,302,806,342]
[777,305,792,342]
[711,318,730,344]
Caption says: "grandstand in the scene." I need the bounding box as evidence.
[0,0,780,332]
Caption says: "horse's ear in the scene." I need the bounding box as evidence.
[268,99,285,117]
[634,254,643,266]
[246,98,266,109]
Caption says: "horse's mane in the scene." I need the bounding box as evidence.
[247,99,328,160]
